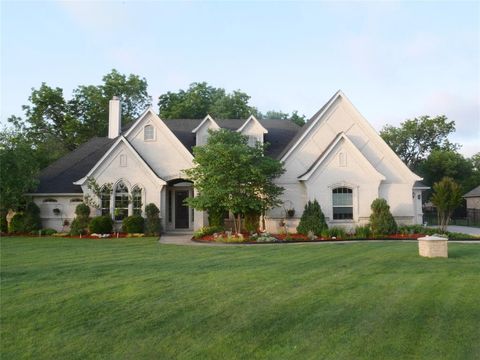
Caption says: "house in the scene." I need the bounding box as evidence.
[463,185,480,224]
[30,91,426,233]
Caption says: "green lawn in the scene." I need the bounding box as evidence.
[1,237,479,360]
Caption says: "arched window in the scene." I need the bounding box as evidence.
[70,198,83,203]
[100,186,111,216]
[132,186,142,215]
[114,182,129,220]
[332,187,353,220]
[144,125,154,141]
[43,198,58,203]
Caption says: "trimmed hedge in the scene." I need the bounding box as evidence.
[89,215,113,234]
[122,215,145,234]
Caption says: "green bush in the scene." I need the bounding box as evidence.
[208,208,226,228]
[145,203,162,236]
[70,217,89,236]
[0,208,8,233]
[9,213,25,234]
[89,215,113,234]
[244,212,260,233]
[193,226,223,239]
[369,198,397,235]
[327,226,347,238]
[75,203,90,217]
[70,203,91,235]
[23,202,41,232]
[297,200,328,236]
[354,225,371,238]
[122,215,145,234]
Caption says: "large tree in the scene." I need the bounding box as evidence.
[380,115,458,170]
[158,82,257,119]
[418,149,478,192]
[8,69,151,165]
[184,129,285,233]
[0,129,39,212]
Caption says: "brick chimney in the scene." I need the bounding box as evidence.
[108,96,121,139]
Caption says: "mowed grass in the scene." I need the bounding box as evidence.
[1,238,479,360]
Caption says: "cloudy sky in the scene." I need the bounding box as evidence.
[1,1,479,156]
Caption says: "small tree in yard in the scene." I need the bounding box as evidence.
[431,177,463,232]
[297,200,328,236]
[369,198,397,236]
[184,129,285,233]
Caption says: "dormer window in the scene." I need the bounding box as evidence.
[144,125,155,141]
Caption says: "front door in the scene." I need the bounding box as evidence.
[175,190,189,229]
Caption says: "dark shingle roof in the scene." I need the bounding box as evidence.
[34,118,300,194]
[34,137,115,193]
[413,181,429,189]
[464,185,480,198]
[163,118,300,158]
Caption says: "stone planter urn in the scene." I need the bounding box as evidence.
[418,235,448,258]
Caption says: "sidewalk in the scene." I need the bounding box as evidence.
[427,225,480,236]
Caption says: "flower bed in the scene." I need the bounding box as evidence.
[194,232,440,243]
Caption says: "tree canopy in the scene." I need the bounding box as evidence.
[8,69,151,165]
[158,82,306,125]
[380,115,458,170]
[184,129,285,232]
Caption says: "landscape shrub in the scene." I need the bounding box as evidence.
[42,228,57,236]
[122,215,145,234]
[208,208,226,228]
[193,226,223,239]
[297,200,328,236]
[252,232,277,243]
[244,212,260,233]
[327,226,346,238]
[89,215,113,234]
[145,203,162,236]
[22,202,42,233]
[70,203,91,235]
[354,225,371,238]
[0,209,8,233]
[369,198,397,235]
[9,213,25,234]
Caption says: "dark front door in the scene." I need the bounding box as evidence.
[175,190,190,229]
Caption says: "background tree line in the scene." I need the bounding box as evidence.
[1,69,479,215]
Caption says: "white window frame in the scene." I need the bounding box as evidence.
[144,124,155,141]
[331,186,354,221]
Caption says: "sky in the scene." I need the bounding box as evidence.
[1,0,479,156]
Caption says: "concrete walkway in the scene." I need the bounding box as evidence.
[442,225,480,236]
[159,232,480,246]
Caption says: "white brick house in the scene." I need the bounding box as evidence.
[31,91,427,232]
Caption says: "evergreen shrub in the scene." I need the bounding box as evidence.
[122,215,145,234]
[145,203,162,236]
[89,215,113,234]
[369,198,397,235]
[297,200,328,236]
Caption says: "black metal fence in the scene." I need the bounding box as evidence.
[423,209,480,227]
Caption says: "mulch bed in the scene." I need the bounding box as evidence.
[194,233,428,244]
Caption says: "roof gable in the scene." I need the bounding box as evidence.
[74,136,166,186]
[237,115,268,134]
[298,132,385,181]
[191,114,220,133]
[281,90,421,183]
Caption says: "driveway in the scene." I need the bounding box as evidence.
[428,225,480,236]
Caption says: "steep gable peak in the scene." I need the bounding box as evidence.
[236,115,268,134]
[192,114,220,133]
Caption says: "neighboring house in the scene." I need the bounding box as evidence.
[463,185,480,223]
[30,91,426,232]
